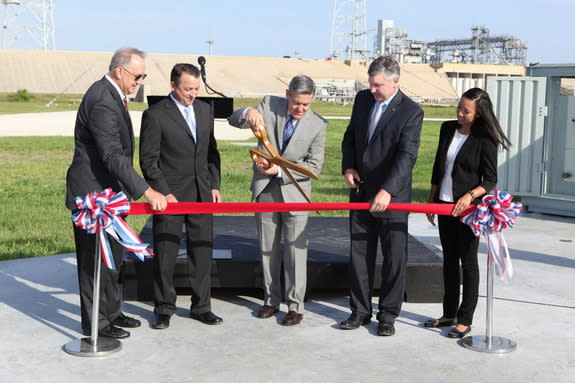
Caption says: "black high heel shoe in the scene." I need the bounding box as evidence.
[424,318,455,328]
[447,325,471,338]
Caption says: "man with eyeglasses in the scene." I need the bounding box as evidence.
[66,47,168,340]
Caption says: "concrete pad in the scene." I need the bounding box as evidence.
[1,212,574,382]
[123,216,444,303]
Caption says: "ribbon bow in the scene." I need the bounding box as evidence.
[461,190,522,283]
[71,188,153,269]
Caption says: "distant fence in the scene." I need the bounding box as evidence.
[315,79,363,104]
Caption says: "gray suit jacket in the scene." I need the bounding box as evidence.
[65,76,149,210]
[228,95,327,211]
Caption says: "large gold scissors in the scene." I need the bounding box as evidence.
[250,126,318,204]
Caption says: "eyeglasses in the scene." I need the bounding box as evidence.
[121,66,147,81]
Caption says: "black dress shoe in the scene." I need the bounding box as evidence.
[113,313,141,328]
[153,314,171,330]
[447,325,471,338]
[424,318,455,328]
[94,325,130,339]
[190,311,223,325]
[339,313,371,330]
[377,322,395,336]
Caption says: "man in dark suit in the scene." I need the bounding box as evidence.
[139,63,222,330]
[340,56,423,336]
[66,48,167,339]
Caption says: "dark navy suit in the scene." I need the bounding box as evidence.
[342,89,423,322]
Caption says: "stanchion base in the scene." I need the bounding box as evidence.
[461,335,517,353]
[63,337,122,357]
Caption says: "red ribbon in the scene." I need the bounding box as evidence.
[128,202,477,216]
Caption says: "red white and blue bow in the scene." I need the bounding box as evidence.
[461,190,522,283]
[71,188,153,269]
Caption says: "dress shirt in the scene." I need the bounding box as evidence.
[439,130,469,202]
[170,93,197,141]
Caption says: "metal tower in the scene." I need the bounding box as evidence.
[329,0,370,61]
[1,0,56,50]
[427,25,527,65]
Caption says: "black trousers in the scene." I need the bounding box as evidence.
[73,224,123,331]
[437,214,479,326]
[152,213,213,316]
[348,209,408,323]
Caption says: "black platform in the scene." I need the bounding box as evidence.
[122,216,444,303]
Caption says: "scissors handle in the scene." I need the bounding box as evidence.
[250,148,273,169]
[255,127,279,158]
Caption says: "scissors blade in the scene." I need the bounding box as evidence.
[280,165,312,203]
[269,156,318,179]
[280,165,321,215]
[250,148,318,180]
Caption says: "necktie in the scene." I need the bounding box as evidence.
[368,101,386,140]
[282,116,295,152]
[184,106,197,142]
[123,97,128,111]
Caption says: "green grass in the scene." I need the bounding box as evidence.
[0,94,451,261]
[0,120,442,262]
[0,93,456,118]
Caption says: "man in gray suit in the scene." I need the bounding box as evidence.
[66,48,167,339]
[228,75,327,325]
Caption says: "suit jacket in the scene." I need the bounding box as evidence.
[139,96,220,203]
[341,89,423,218]
[65,76,148,210]
[430,120,498,202]
[228,95,327,207]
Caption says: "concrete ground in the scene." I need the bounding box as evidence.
[1,112,574,382]
[1,213,574,383]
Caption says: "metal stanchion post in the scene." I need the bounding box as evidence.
[461,252,517,353]
[63,232,123,357]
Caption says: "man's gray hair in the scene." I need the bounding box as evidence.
[368,56,400,79]
[288,75,316,95]
[109,48,146,71]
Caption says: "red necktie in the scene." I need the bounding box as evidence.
[123,98,128,111]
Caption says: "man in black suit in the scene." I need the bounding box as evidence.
[66,47,167,339]
[340,56,423,336]
[140,63,222,330]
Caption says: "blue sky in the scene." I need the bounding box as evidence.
[4,0,574,64]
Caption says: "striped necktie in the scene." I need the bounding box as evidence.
[282,116,295,152]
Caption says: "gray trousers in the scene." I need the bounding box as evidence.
[255,181,309,313]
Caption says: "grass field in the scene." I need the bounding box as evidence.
[0,93,454,261]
